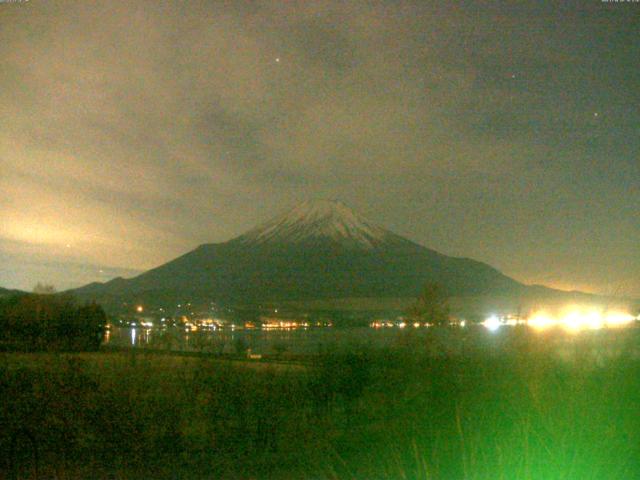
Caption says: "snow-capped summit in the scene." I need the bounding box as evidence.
[236,199,392,248]
[72,198,528,307]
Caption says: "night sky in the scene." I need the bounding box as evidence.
[1,1,638,296]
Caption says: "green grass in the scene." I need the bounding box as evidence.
[1,336,639,479]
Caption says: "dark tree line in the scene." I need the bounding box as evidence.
[0,293,106,351]
[407,282,451,326]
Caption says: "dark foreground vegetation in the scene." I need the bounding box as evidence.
[0,293,106,352]
[1,332,640,479]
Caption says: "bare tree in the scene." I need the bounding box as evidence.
[407,282,450,326]
[33,283,56,294]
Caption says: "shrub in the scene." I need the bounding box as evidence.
[0,293,106,351]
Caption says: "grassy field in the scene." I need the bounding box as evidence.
[1,334,640,479]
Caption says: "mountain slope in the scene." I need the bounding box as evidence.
[0,287,24,298]
[73,200,527,306]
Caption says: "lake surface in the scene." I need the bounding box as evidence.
[104,324,640,361]
[105,325,418,355]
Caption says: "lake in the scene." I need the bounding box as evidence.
[104,323,640,362]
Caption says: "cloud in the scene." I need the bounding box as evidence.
[0,0,638,295]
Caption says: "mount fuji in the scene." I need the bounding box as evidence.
[72,200,536,309]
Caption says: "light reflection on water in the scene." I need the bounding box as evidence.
[104,325,640,360]
[108,326,403,355]
[128,328,156,346]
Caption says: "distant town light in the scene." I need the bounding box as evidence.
[526,308,636,332]
[528,312,555,330]
[483,315,501,332]
[605,311,636,327]
[562,311,583,333]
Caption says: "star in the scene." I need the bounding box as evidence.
[275,57,280,63]
[593,112,599,117]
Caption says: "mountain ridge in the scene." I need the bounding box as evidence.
[70,200,607,312]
